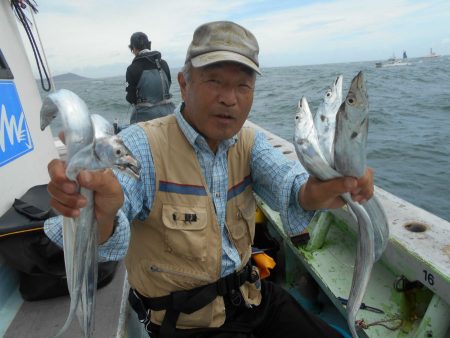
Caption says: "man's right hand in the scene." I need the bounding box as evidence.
[47,159,124,243]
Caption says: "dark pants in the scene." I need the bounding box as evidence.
[146,280,342,338]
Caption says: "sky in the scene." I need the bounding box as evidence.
[17,0,450,78]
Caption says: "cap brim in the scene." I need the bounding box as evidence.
[191,51,261,74]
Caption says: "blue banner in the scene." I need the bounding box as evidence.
[0,81,34,167]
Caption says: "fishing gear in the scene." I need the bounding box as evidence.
[337,296,384,314]
[10,0,52,91]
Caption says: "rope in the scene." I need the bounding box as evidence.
[29,6,56,92]
[356,316,403,331]
[10,0,52,92]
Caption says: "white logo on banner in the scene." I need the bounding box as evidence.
[0,103,32,152]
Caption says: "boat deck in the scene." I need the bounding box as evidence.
[3,262,126,338]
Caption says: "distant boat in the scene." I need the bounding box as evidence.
[375,52,411,68]
[424,48,440,58]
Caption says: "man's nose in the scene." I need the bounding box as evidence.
[219,86,237,106]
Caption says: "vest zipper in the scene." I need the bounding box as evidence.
[149,265,211,282]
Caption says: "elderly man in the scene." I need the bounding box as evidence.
[45,21,373,338]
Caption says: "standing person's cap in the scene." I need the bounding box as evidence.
[185,21,260,74]
[129,32,151,50]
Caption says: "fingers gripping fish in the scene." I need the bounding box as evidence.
[40,90,140,338]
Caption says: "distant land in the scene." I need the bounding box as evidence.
[52,72,90,81]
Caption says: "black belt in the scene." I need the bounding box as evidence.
[129,263,259,338]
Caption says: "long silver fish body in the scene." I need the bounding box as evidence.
[41,89,95,338]
[332,72,389,260]
[40,90,140,338]
[294,93,375,338]
[313,75,343,167]
[363,196,389,261]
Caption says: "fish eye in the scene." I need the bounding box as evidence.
[115,149,122,155]
[326,91,331,97]
[347,98,354,104]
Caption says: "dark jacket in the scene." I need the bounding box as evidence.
[125,50,172,104]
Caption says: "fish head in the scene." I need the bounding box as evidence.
[40,89,95,160]
[344,71,369,122]
[94,136,141,179]
[40,96,59,131]
[314,75,343,126]
[295,96,315,143]
[333,74,344,105]
[324,74,343,107]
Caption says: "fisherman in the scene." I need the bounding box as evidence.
[45,21,374,338]
[126,32,175,123]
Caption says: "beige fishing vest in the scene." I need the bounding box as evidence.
[125,115,261,329]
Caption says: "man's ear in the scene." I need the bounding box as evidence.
[178,72,187,101]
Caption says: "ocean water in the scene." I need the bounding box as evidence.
[45,57,450,222]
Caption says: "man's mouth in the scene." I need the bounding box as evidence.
[214,113,234,120]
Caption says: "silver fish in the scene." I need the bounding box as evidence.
[294,97,340,180]
[294,88,375,338]
[331,72,389,260]
[334,71,369,178]
[311,75,388,262]
[332,73,389,337]
[313,75,343,167]
[40,89,140,338]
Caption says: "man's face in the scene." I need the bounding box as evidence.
[178,62,256,152]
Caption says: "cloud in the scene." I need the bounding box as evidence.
[19,0,450,77]
[241,0,431,65]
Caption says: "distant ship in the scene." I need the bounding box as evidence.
[424,48,440,58]
[375,52,411,68]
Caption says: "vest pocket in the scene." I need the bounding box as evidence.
[228,197,256,246]
[162,204,208,261]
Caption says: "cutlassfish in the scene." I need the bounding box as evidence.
[313,74,343,167]
[313,73,389,260]
[333,72,389,337]
[40,89,140,338]
[333,72,389,260]
[293,72,378,338]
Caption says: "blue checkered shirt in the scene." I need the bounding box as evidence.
[44,105,313,277]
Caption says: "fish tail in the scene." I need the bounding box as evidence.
[344,200,375,338]
[49,289,81,338]
[81,226,98,337]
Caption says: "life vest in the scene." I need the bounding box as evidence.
[125,115,261,328]
[135,52,172,106]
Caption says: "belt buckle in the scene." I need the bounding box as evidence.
[249,266,260,283]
